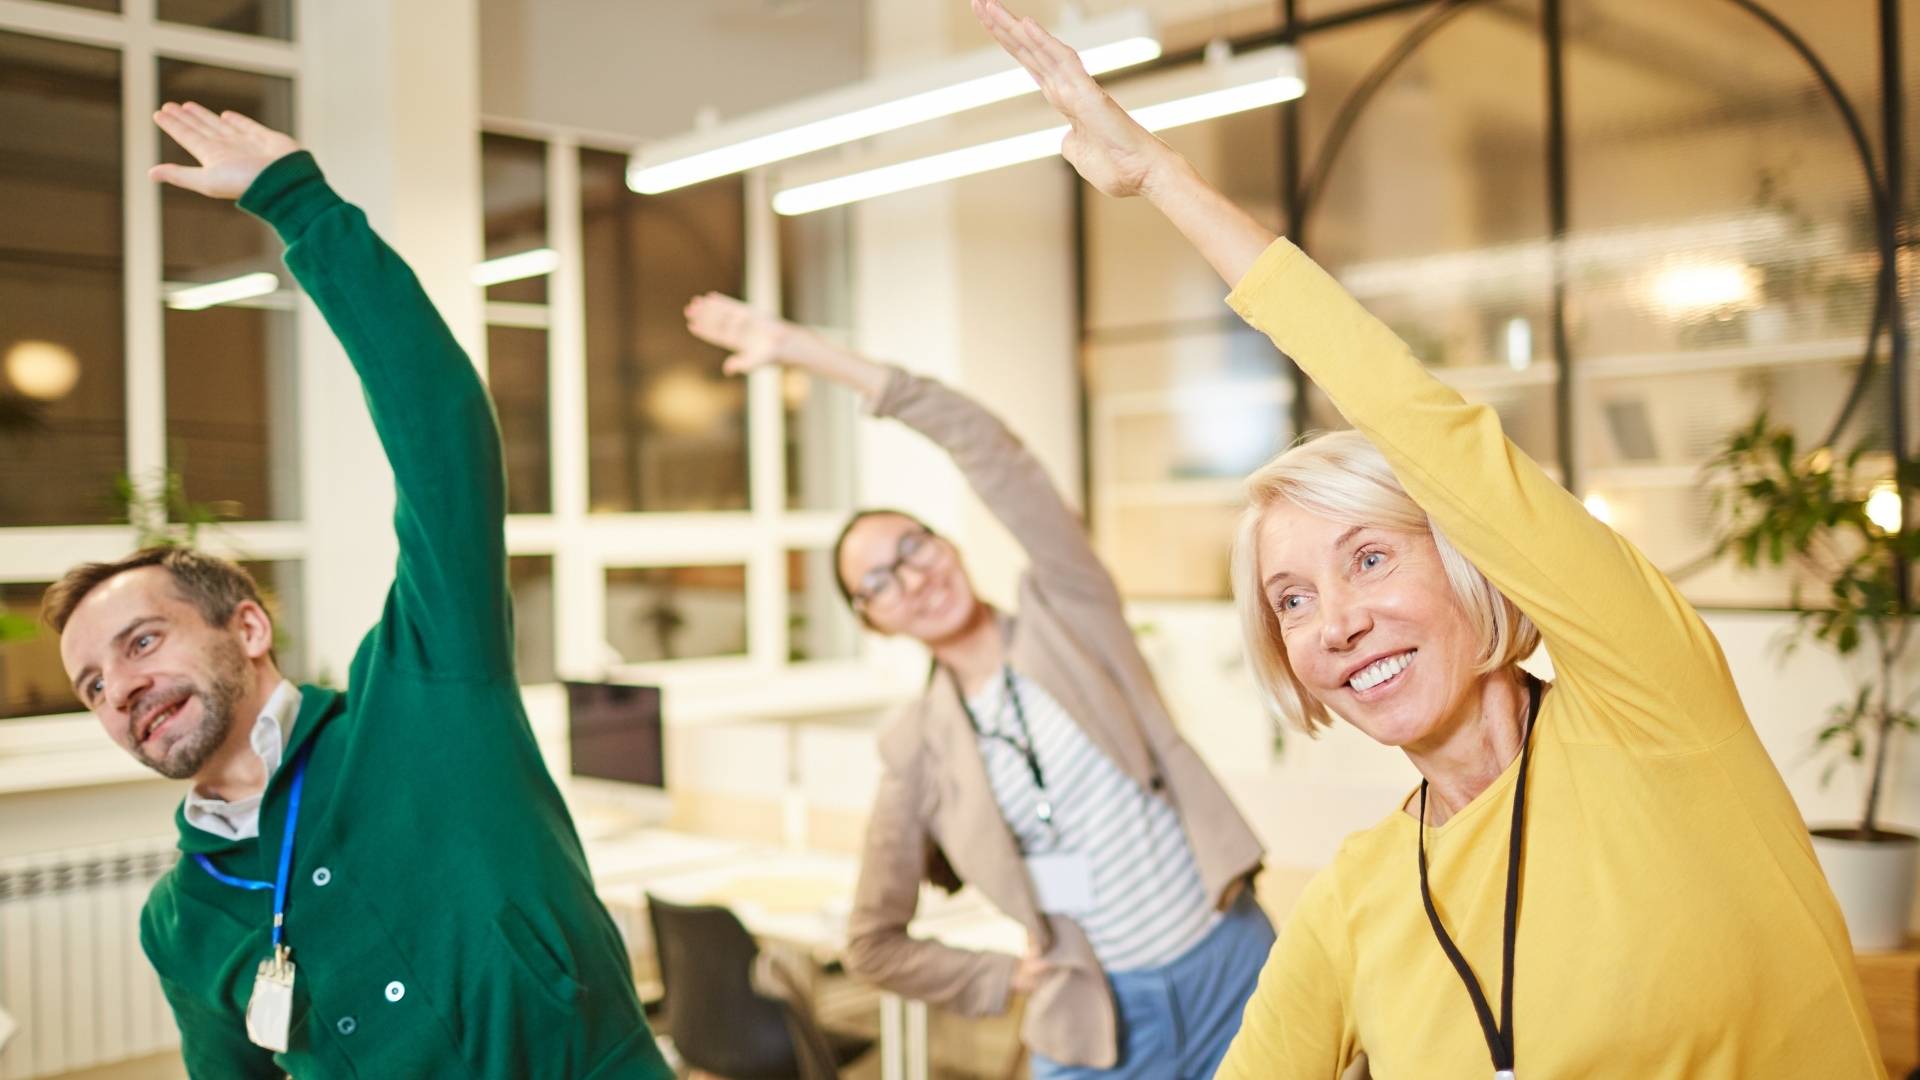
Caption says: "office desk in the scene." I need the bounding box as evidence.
[593,835,1026,1080]
[582,827,756,885]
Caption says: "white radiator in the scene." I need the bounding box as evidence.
[0,838,180,1080]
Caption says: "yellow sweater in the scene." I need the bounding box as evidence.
[1215,239,1884,1079]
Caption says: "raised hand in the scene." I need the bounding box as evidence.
[976,0,1275,282]
[970,0,1176,199]
[150,102,300,200]
[683,292,803,376]
[684,292,892,400]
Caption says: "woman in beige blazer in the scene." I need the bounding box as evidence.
[684,294,1269,1078]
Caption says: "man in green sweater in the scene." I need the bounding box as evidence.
[44,103,671,1079]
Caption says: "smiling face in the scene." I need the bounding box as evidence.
[837,513,982,644]
[58,566,263,780]
[1256,501,1487,751]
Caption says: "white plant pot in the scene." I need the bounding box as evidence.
[1812,828,1920,952]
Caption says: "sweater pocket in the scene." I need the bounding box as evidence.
[493,901,583,1010]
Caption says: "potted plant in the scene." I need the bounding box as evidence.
[1706,414,1920,949]
[112,466,239,549]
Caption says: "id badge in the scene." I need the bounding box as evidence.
[245,946,295,1053]
[1025,851,1094,915]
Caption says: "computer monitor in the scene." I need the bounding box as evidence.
[564,680,671,832]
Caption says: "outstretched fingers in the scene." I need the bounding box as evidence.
[685,294,723,342]
[146,162,207,194]
[219,109,279,150]
[1021,15,1092,85]
[181,102,244,154]
[148,100,298,199]
[153,105,219,160]
[973,0,1046,78]
[973,2,1104,117]
[179,101,230,133]
[685,292,755,351]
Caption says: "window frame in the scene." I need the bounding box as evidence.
[0,0,308,778]
[478,117,869,710]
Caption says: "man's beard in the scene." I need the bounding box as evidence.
[134,637,250,780]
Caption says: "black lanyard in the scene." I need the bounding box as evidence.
[954,665,1054,827]
[1416,676,1541,1080]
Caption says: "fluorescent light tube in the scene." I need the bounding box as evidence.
[772,126,1072,216]
[772,47,1304,216]
[165,271,281,311]
[1129,75,1305,130]
[472,248,560,287]
[628,9,1159,194]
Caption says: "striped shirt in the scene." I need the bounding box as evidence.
[968,667,1218,972]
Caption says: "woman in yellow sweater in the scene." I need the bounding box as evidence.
[974,2,1884,1076]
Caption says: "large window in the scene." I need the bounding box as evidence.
[0,31,125,528]
[780,206,857,512]
[1083,106,1290,598]
[509,555,555,685]
[1,582,67,721]
[1082,0,1910,609]
[159,59,299,522]
[158,0,293,39]
[581,148,748,514]
[0,3,306,723]
[478,126,860,691]
[1563,0,1884,606]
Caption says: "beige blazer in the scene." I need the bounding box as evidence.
[842,367,1267,1069]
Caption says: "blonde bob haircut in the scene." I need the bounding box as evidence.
[1231,429,1540,734]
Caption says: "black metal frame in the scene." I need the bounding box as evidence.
[1081,0,1911,605]
[1879,0,1910,602]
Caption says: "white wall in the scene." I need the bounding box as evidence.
[0,781,181,859]
[478,0,866,140]
[1710,610,1920,830]
[298,0,485,680]
[848,0,1081,681]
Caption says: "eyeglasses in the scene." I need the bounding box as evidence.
[852,528,943,613]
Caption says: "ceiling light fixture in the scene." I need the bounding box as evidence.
[771,43,1303,215]
[472,248,561,287]
[164,272,281,311]
[627,8,1160,194]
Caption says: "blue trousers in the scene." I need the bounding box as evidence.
[1030,892,1275,1080]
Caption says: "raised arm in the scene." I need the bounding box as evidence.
[971,0,1275,286]
[686,294,1122,607]
[973,3,1743,752]
[154,104,512,680]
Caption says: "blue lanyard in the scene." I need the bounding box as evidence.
[192,741,315,950]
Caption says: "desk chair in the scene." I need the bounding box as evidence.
[647,894,872,1080]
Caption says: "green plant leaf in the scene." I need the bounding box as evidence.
[1705,411,1916,815]
[0,611,40,643]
